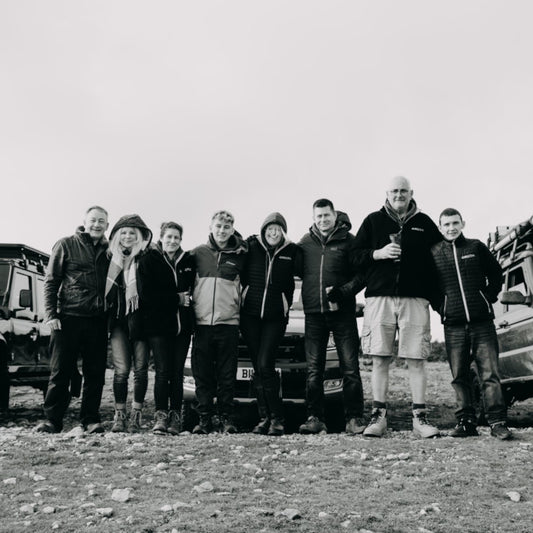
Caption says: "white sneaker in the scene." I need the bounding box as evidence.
[363,408,387,437]
[412,410,440,438]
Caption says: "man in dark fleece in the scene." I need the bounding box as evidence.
[297,198,365,435]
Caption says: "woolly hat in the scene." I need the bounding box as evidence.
[261,212,288,234]
[110,214,152,243]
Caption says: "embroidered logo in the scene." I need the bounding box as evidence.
[225,261,236,266]
[461,254,475,260]
[411,227,425,232]
[279,256,292,260]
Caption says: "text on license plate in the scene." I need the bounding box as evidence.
[237,367,281,380]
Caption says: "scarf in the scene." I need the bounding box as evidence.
[384,199,419,228]
[105,252,140,315]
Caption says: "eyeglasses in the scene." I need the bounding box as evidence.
[388,189,410,195]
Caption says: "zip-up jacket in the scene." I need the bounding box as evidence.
[191,233,248,326]
[431,234,503,325]
[297,212,363,315]
[352,205,442,303]
[138,244,196,336]
[241,233,298,321]
[44,228,110,321]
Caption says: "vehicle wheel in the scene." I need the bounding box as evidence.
[181,401,198,432]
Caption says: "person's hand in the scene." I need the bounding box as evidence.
[178,291,191,307]
[326,286,343,303]
[46,318,62,331]
[373,243,401,261]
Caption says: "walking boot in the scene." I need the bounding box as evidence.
[167,410,182,435]
[268,418,284,436]
[152,410,168,435]
[129,409,143,433]
[111,409,127,433]
[252,418,270,435]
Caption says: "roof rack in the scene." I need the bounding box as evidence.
[488,216,533,267]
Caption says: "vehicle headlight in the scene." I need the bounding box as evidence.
[323,379,343,391]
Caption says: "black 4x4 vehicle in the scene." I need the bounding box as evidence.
[488,216,533,404]
[0,244,52,409]
[181,280,349,432]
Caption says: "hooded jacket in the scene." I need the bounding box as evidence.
[191,232,248,326]
[241,212,298,321]
[138,243,196,336]
[431,234,503,325]
[44,227,110,321]
[352,201,442,302]
[297,211,363,315]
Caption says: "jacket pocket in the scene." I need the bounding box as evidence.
[241,286,249,307]
[361,327,372,355]
[478,290,491,313]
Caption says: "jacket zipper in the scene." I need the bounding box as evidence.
[479,290,491,313]
[452,242,470,323]
[211,252,220,325]
[260,241,289,319]
[163,251,184,334]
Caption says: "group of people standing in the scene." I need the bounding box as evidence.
[35,175,512,441]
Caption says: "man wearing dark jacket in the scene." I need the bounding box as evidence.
[36,206,110,434]
[432,208,511,440]
[297,198,365,435]
[353,177,442,438]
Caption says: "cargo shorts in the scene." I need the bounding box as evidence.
[361,296,431,359]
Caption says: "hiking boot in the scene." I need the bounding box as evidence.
[211,414,222,433]
[129,409,143,433]
[167,410,182,435]
[152,410,168,435]
[268,418,284,436]
[299,416,327,434]
[490,422,512,440]
[449,419,478,438]
[252,418,270,435]
[192,416,212,435]
[86,422,105,434]
[363,408,387,437]
[345,417,366,435]
[35,420,60,434]
[412,409,440,439]
[220,416,238,434]
[111,409,127,433]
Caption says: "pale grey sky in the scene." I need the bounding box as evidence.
[2,1,533,339]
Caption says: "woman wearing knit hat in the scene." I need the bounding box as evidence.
[137,221,196,435]
[240,212,299,436]
[105,214,152,432]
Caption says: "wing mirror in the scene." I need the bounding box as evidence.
[500,291,533,306]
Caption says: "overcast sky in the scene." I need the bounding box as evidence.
[2,1,533,339]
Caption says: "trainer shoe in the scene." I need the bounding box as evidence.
[449,419,478,438]
[86,422,105,434]
[490,422,512,440]
[412,409,440,438]
[35,420,60,434]
[299,416,327,434]
[192,416,212,435]
[111,409,127,433]
[220,416,238,434]
[167,410,182,435]
[268,418,284,436]
[363,408,387,437]
[129,409,143,433]
[345,417,366,435]
[152,410,168,435]
[252,418,270,435]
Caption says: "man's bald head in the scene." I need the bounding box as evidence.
[386,176,413,216]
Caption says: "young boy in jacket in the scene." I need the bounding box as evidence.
[431,208,512,440]
[190,210,248,434]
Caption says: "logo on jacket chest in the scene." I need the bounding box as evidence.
[461,253,476,260]
[410,227,425,232]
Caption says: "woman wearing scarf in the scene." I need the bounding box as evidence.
[137,222,195,435]
[240,213,299,436]
[105,214,152,432]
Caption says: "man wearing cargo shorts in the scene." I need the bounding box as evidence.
[352,176,442,437]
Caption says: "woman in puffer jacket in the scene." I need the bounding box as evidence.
[240,212,299,436]
[105,214,152,433]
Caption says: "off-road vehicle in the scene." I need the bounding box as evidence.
[0,244,51,408]
[488,215,533,404]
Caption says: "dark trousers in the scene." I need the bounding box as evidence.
[444,320,507,424]
[150,332,192,412]
[191,325,239,418]
[240,314,286,420]
[44,315,108,429]
[304,312,364,420]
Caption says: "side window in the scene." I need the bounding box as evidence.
[9,270,34,320]
[36,277,46,321]
[504,265,530,313]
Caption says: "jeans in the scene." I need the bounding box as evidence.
[192,325,239,418]
[44,315,108,429]
[110,324,149,406]
[150,332,192,412]
[304,312,364,420]
[444,320,507,424]
[240,314,286,420]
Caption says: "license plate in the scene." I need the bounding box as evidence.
[236,367,281,380]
